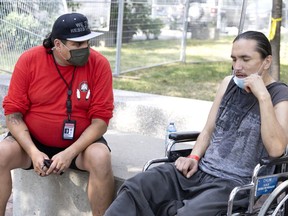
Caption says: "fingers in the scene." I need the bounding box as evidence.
[46,160,66,175]
[244,74,267,95]
[244,85,251,93]
[52,163,66,175]
[36,161,48,177]
[52,167,64,175]
[175,157,197,178]
[36,159,65,176]
[186,167,197,178]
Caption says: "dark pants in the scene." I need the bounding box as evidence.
[105,163,249,216]
[5,132,109,171]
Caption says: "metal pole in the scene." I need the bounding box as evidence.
[62,0,68,12]
[180,0,190,62]
[114,0,124,76]
[238,0,248,34]
[286,0,288,28]
[216,0,223,30]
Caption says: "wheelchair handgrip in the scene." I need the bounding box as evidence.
[168,131,200,141]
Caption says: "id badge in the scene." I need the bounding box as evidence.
[62,119,76,140]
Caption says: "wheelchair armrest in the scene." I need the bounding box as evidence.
[166,131,200,162]
[143,149,193,171]
[142,157,169,172]
[168,131,200,142]
[260,155,288,166]
[143,131,200,171]
[168,149,193,162]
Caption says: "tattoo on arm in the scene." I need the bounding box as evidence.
[7,113,24,125]
[6,136,16,143]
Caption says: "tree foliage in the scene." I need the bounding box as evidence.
[0,12,42,51]
[110,1,164,43]
[0,1,63,52]
[66,0,81,12]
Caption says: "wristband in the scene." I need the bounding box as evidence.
[187,154,200,161]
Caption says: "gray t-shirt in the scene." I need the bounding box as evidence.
[199,78,288,185]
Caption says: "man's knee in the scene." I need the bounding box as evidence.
[0,139,19,169]
[89,144,111,164]
[78,143,112,173]
[0,138,30,170]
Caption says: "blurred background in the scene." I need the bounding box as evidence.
[1,0,288,76]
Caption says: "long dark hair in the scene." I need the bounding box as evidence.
[233,31,272,59]
[42,33,54,54]
[43,33,54,48]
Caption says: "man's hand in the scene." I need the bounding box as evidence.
[46,150,73,175]
[244,74,269,99]
[175,156,198,178]
[30,151,50,177]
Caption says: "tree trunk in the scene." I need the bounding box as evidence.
[270,0,282,81]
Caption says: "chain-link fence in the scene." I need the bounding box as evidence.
[1,0,288,76]
[0,0,67,73]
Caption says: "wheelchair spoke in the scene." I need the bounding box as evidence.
[271,194,288,216]
[258,180,288,216]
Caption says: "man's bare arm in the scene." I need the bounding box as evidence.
[5,112,38,157]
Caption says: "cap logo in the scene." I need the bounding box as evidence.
[71,21,89,33]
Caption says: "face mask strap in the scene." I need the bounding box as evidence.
[60,42,71,61]
[256,60,266,77]
[61,41,69,50]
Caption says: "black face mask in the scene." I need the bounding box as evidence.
[67,47,90,66]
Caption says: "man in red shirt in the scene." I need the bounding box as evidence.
[0,13,114,216]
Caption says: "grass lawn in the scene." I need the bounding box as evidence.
[113,61,288,101]
[106,36,288,102]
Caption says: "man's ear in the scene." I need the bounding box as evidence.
[264,55,272,70]
[53,39,62,49]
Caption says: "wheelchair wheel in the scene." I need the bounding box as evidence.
[258,180,288,216]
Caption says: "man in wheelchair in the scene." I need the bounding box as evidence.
[105,31,288,216]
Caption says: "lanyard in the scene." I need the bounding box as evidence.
[52,54,76,120]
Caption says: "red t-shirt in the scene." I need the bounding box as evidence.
[3,46,114,148]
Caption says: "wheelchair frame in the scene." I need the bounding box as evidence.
[143,131,288,216]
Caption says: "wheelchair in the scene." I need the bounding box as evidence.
[143,131,288,216]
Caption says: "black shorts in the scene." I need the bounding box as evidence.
[6,132,110,171]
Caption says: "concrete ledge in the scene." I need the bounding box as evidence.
[10,131,165,216]
[13,169,91,216]
[0,130,165,215]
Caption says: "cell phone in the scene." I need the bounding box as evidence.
[44,159,52,168]
[43,159,64,175]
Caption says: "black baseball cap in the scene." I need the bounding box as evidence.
[51,13,102,42]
